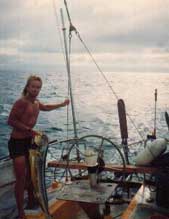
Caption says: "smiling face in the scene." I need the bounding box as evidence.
[26,79,42,98]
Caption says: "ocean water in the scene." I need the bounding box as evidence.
[0,70,169,159]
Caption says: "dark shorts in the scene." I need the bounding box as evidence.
[8,137,32,159]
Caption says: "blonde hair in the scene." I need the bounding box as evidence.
[22,75,42,96]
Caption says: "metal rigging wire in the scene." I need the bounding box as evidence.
[52,0,66,65]
[62,0,145,141]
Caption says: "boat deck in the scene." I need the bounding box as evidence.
[1,159,169,219]
[121,184,169,219]
[1,183,169,219]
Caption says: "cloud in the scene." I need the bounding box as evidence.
[72,0,169,49]
[0,0,169,71]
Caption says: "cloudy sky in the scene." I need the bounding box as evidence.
[0,0,169,72]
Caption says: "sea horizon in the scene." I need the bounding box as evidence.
[0,69,169,159]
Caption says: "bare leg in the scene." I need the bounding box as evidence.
[13,156,26,219]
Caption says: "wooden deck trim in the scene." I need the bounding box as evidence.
[48,161,158,174]
[121,184,169,219]
[121,185,145,219]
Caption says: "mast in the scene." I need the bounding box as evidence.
[60,8,78,139]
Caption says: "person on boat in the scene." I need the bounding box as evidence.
[7,75,69,219]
